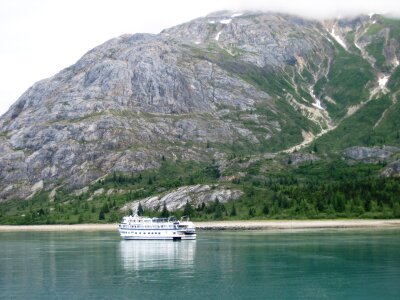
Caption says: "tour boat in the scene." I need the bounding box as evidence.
[118,214,196,240]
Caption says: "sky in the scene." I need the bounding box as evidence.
[1,0,399,116]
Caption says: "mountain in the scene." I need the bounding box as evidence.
[0,11,400,205]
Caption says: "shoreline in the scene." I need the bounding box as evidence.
[0,219,399,232]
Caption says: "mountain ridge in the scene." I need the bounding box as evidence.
[0,11,399,203]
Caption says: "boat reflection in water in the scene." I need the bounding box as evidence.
[119,240,196,271]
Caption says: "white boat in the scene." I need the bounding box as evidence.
[118,214,196,240]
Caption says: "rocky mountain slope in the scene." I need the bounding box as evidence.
[0,11,399,202]
[121,184,243,213]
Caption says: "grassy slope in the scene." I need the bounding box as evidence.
[308,95,398,155]
[364,17,400,72]
[315,45,374,120]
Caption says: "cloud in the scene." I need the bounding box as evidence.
[225,0,400,19]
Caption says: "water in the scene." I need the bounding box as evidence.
[1,229,399,299]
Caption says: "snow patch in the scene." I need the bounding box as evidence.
[354,42,362,51]
[220,19,232,24]
[231,13,243,18]
[208,21,215,24]
[368,12,375,18]
[194,41,201,45]
[329,27,347,50]
[215,31,222,41]
[312,100,324,110]
[378,75,389,89]
[371,75,390,96]
[395,58,399,67]
[373,20,377,24]
[310,87,324,110]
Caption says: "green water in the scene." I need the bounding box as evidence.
[0,229,399,299]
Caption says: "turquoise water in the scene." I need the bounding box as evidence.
[0,229,399,299]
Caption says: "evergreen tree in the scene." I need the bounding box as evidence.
[160,202,169,218]
[102,203,110,213]
[137,202,144,216]
[214,205,223,219]
[205,164,220,179]
[78,214,84,223]
[262,204,269,215]
[212,198,225,219]
[108,211,120,222]
[364,198,372,212]
[183,200,194,217]
[230,203,237,216]
[99,210,105,220]
[189,175,195,185]
[197,202,206,211]
[248,208,256,217]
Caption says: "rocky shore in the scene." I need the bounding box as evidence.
[1,219,400,232]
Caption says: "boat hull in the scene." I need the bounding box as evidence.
[119,229,196,240]
[120,235,196,240]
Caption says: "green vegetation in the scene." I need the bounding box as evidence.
[366,23,386,36]
[388,67,400,92]
[307,95,398,154]
[1,154,399,224]
[363,17,400,72]
[365,38,389,71]
[315,46,374,119]
[223,160,400,219]
[381,17,400,40]
[0,160,221,225]
[344,30,362,54]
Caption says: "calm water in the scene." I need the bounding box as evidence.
[1,229,399,299]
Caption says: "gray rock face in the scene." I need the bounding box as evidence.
[381,160,400,177]
[285,153,319,165]
[343,146,400,162]
[0,12,397,201]
[121,184,243,213]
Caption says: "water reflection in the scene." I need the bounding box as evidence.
[119,240,196,271]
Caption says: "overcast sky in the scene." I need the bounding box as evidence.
[1,0,399,116]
